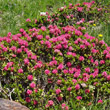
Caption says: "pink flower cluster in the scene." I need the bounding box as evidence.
[0,1,109,109]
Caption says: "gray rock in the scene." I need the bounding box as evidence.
[0,98,29,110]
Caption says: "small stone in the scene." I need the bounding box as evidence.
[0,98,29,110]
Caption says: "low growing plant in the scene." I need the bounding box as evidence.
[0,1,110,110]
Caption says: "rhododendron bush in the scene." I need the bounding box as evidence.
[26,1,109,29]
[0,24,110,109]
[0,1,110,110]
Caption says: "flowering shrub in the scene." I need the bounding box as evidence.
[26,1,109,29]
[0,23,110,109]
[0,1,110,110]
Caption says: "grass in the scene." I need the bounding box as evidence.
[0,0,109,36]
[86,22,110,45]
[0,0,79,36]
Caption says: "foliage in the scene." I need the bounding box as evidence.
[0,1,110,110]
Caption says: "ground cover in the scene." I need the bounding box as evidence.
[0,0,110,110]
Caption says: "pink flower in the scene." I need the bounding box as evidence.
[75,84,80,90]
[66,62,72,67]
[27,75,33,81]
[79,56,84,61]
[76,96,82,100]
[61,103,66,109]
[91,58,94,63]
[18,68,23,73]
[74,40,78,44]
[63,69,68,74]
[33,100,38,105]
[66,16,70,19]
[103,50,108,54]
[100,60,105,65]
[10,46,16,52]
[91,1,95,4]
[56,89,61,95]
[69,68,74,74]
[55,44,62,49]
[74,71,80,78]
[77,7,83,12]
[83,77,89,82]
[106,54,110,59]
[17,48,22,54]
[72,79,77,84]
[57,80,62,85]
[2,47,8,52]
[83,2,92,8]
[48,100,54,106]
[27,89,32,95]
[75,30,82,36]
[27,36,32,41]
[50,29,55,34]
[70,14,74,18]
[7,62,14,67]
[93,82,98,86]
[45,104,49,108]
[31,55,37,60]
[67,87,72,91]
[67,52,72,56]
[80,45,85,49]
[30,82,36,88]
[11,67,14,72]
[53,60,57,65]
[45,41,51,48]
[107,75,110,81]
[75,3,80,6]
[69,46,73,51]
[45,69,50,75]
[4,66,8,71]
[7,32,11,38]
[98,100,103,104]
[16,33,22,37]
[26,97,31,103]
[102,71,107,77]
[99,40,105,45]
[46,35,50,40]
[34,63,42,69]
[35,19,37,23]
[22,31,26,36]
[49,61,54,66]
[88,102,92,106]
[97,8,102,11]
[54,49,60,53]
[52,57,55,60]
[26,18,31,22]
[24,48,28,52]
[24,58,29,65]
[41,26,46,31]
[57,96,63,102]
[6,38,11,43]
[52,69,57,74]
[63,44,68,49]
[85,89,90,93]
[57,63,64,70]
[20,28,24,33]
[48,78,52,83]
[94,60,98,66]
[36,35,43,40]
[65,106,69,110]
[34,89,38,93]
[85,67,90,73]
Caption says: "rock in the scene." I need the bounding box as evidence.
[0,98,29,110]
